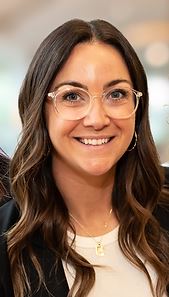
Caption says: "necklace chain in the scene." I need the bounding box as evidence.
[69,208,112,256]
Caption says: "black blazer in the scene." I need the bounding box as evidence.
[0,199,69,297]
[0,167,169,297]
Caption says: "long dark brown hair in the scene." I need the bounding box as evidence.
[0,148,10,204]
[8,19,169,297]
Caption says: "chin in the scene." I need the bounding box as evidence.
[82,160,116,177]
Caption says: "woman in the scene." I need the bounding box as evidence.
[0,19,169,297]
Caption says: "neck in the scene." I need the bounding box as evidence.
[52,156,119,235]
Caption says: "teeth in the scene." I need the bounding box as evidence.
[79,138,110,146]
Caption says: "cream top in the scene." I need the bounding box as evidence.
[62,226,167,297]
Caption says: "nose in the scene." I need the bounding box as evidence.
[82,97,111,130]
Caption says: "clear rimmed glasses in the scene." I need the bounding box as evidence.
[48,85,142,121]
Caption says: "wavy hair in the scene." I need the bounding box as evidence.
[0,149,10,204]
[7,19,169,297]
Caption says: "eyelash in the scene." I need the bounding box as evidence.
[106,89,129,99]
[63,92,81,101]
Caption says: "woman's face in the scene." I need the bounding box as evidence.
[45,41,136,177]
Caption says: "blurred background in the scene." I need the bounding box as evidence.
[0,0,169,164]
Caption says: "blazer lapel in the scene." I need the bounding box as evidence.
[29,233,69,297]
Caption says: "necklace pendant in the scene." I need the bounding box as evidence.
[96,242,104,256]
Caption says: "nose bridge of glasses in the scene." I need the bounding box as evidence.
[90,93,103,102]
[86,93,110,119]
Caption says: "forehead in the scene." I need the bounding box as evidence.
[52,41,132,89]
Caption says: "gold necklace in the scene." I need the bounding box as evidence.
[69,208,112,256]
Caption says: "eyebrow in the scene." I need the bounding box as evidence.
[52,79,132,92]
[53,81,88,91]
[104,79,132,89]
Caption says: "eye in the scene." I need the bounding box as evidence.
[111,91,122,98]
[108,89,128,100]
[63,92,81,102]
[58,87,89,107]
[57,88,88,107]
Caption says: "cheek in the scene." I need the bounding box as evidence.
[44,104,77,146]
[126,125,136,150]
[115,117,136,147]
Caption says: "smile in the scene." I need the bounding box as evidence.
[77,137,112,146]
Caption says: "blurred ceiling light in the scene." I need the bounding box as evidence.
[145,42,169,67]
[148,75,169,156]
[148,75,169,108]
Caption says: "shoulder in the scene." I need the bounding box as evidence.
[0,234,15,296]
[0,199,17,296]
[154,204,169,232]
[0,198,20,234]
[153,166,169,232]
[164,166,169,186]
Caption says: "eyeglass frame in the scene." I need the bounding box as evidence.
[47,85,143,121]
